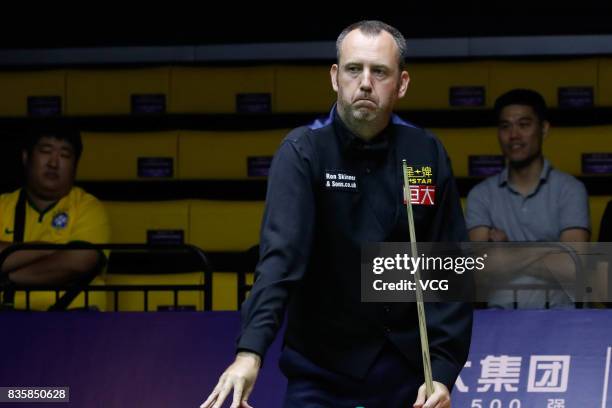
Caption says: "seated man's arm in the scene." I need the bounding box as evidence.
[0,241,55,273]
[468,227,490,242]
[6,249,100,285]
[4,196,111,285]
[466,185,545,281]
[560,228,589,242]
[541,178,592,283]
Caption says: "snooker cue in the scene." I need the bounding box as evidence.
[402,159,434,398]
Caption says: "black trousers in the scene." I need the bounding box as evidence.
[280,342,421,408]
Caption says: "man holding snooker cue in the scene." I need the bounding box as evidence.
[202,20,472,408]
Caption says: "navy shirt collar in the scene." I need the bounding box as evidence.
[332,108,391,156]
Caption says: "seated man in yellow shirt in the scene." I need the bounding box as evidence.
[0,128,110,298]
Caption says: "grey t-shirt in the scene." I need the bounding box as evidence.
[466,159,590,308]
[466,159,590,241]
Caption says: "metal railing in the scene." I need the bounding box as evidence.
[476,241,588,309]
[0,243,213,311]
[5,242,589,311]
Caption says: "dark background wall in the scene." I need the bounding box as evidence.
[2,10,612,49]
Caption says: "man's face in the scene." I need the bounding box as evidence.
[23,136,77,200]
[497,104,549,167]
[330,29,409,130]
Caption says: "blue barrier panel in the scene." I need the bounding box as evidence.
[0,310,610,407]
[453,310,612,408]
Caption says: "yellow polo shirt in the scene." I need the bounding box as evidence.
[0,187,111,310]
[0,187,110,245]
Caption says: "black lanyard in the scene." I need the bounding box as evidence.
[1,189,27,307]
[13,189,26,243]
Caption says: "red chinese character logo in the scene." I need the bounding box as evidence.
[404,185,436,206]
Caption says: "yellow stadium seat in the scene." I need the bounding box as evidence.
[212,272,239,311]
[209,271,256,311]
[190,200,264,251]
[275,66,335,113]
[178,130,286,179]
[399,62,489,110]
[78,131,178,180]
[598,58,612,107]
[488,59,598,108]
[169,67,275,113]
[104,200,190,243]
[102,200,205,310]
[104,272,205,311]
[238,272,255,309]
[435,126,612,178]
[0,70,66,117]
[13,275,107,311]
[544,126,612,176]
[66,68,170,115]
[190,200,265,310]
[433,128,499,177]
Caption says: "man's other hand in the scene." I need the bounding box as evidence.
[413,381,451,408]
[200,352,261,408]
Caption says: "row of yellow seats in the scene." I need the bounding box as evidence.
[77,130,288,180]
[18,194,612,312]
[75,126,612,181]
[15,200,263,312]
[2,58,612,116]
[436,125,612,177]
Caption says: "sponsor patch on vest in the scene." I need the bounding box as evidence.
[403,185,436,206]
[402,163,436,205]
[324,170,358,192]
[51,212,69,229]
[404,164,434,185]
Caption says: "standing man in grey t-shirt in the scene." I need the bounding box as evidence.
[466,89,590,308]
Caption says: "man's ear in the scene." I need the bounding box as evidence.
[398,70,410,98]
[330,64,339,92]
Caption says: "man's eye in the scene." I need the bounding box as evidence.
[347,66,360,73]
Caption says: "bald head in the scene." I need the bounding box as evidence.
[330,22,410,140]
[336,20,407,71]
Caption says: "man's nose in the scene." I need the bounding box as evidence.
[359,69,373,91]
[47,152,59,167]
[508,125,521,140]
